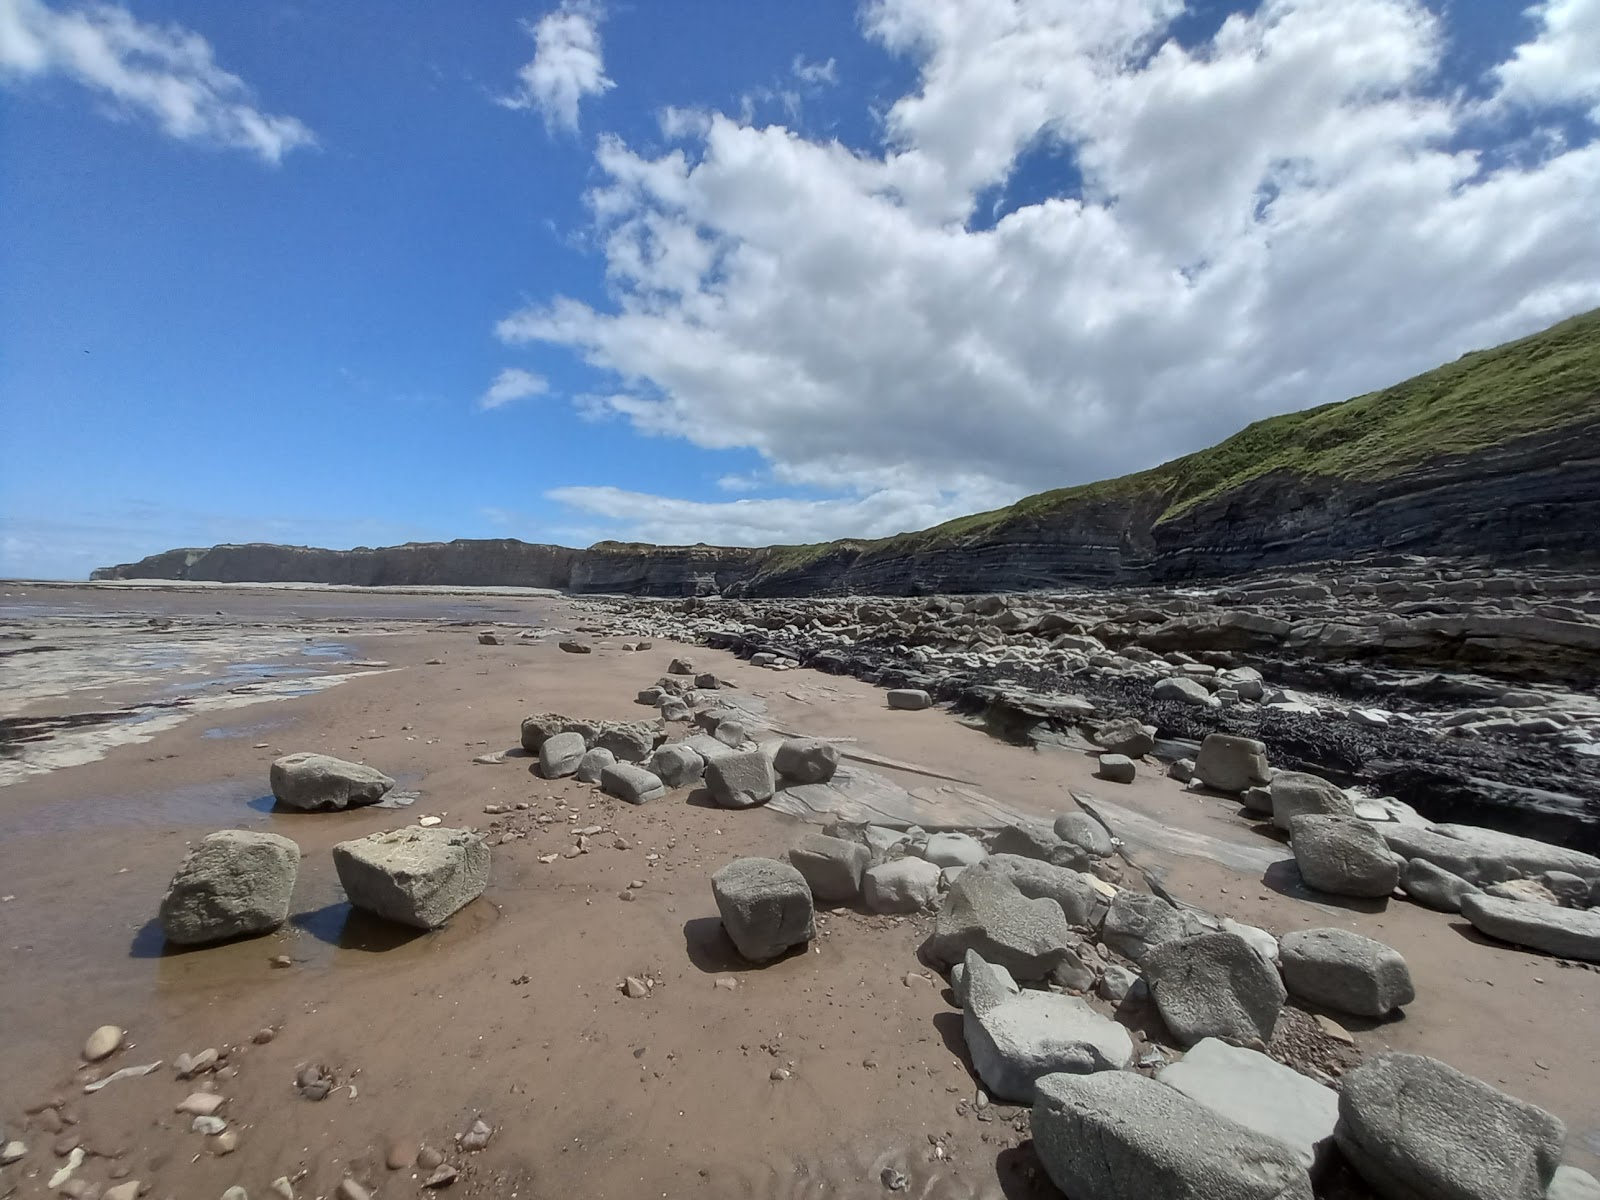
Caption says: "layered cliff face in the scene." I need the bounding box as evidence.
[93,310,1600,596]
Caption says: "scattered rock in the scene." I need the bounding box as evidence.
[950,957,1019,1006]
[863,858,943,913]
[558,640,591,654]
[423,1165,459,1189]
[920,865,1076,981]
[538,731,587,778]
[1099,889,1185,963]
[600,763,667,805]
[159,830,300,946]
[0,1141,25,1166]
[1093,718,1155,758]
[1052,812,1113,858]
[1550,1166,1600,1200]
[1193,734,1270,793]
[103,1183,141,1200]
[704,749,777,809]
[458,1117,493,1151]
[336,1181,370,1200]
[1289,814,1400,898]
[269,752,394,811]
[961,950,1132,1102]
[176,1092,226,1116]
[1033,1070,1313,1200]
[667,657,695,674]
[385,1139,418,1170]
[886,688,932,710]
[1279,927,1415,1017]
[1335,1052,1563,1200]
[1154,676,1220,709]
[332,827,489,929]
[623,976,649,999]
[1096,753,1136,783]
[922,831,987,868]
[1144,932,1286,1047]
[192,1115,227,1135]
[711,857,815,962]
[1399,857,1480,912]
[772,737,840,784]
[1157,1038,1339,1175]
[788,833,871,902]
[1269,771,1354,831]
[477,632,499,645]
[82,1025,123,1062]
[576,747,616,783]
[1459,893,1600,962]
[646,744,705,789]
[296,1063,333,1101]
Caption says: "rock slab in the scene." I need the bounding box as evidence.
[270,753,394,811]
[160,830,301,945]
[1460,893,1600,962]
[333,827,489,929]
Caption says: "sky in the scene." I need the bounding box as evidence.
[2,0,1599,579]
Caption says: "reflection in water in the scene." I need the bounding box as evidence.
[292,902,426,952]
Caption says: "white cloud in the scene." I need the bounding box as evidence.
[479,367,549,410]
[792,54,838,86]
[1492,0,1600,120]
[0,0,314,163]
[501,0,613,133]
[499,0,1600,544]
[658,104,711,140]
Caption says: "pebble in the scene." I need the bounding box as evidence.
[769,1067,790,1081]
[419,816,442,827]
[336,1181,371,1200]
[713,977,738,991]
[177,1092,225,1116]
[423,1165,459,1189]
[176,1048,219,1078]
[624,977,649,999]
[417,1145,445,1170]
[0,1140,25,1165]
[252,1028,275,1045]
[193,1115,227,1136]
[215,1129,239,1155]
[270,1179,294,1200]
[222,1189,250,1200]
[458,1118,493,1152]
[269,955,293,969]
[385,1139,418,1170]
[103,1183,141,1200]
[83,1025,123,1062]
[618,890,636,902]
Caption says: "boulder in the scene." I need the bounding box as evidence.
[1100,889,1186,962]
[1241,785,1275,814]
[886,688,932,710]
[1335,1052,1564,1200]
[1289,814,1400,898]
[694,672,721,689]
[269,753,394,811]
[1379,823,1600,888]
[922,831,986,868]
[987,823,1092,870]
[575,747,615,784]
[984,855,1109,927]
[772,737,840,784]
[558,640,591,654]
[1157,1038,1339,1175]
[711,857,815,962]
[950,956,1019,1007]
[519,712,568,753]
[712,719,750,748]
[919,866,1077,980]
[1144,932,1286,1047]
[594,721,658,763]
[863,858,942,913]
[1053,812,1114,858]
[1096,754,1137,784]
[332,828,488,930]
[538,731,586,779]
[1094,719,1155,758]
[1550,1166,1600,1200]
[1278,928,1414,1017]
[1033,1071,1314,1200]
[704,749,777,809]
[667,657,695,674]
[159,830,300,945]
[788,834,870,902]
[1459,893,1600,962]
[962,951,1132,1103]
[1154,676,1220,709]
[1270,772,1353,831]
[1193,734,1270,793]
[600,763,666,805]
[646,744,704,789]
[1400,857,1479,912]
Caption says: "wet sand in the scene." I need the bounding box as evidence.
[1,585,1596,1198]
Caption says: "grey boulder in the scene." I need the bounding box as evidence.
[1379,823,1600,888]
[962,951,1132,1103]
[1278,927,1414,1017]
[886,688,932,710]
[1157,1038,1339,1175]
[1096,754,1136,784]
[1290,814,1400,898]
[1550,1166,1600,1200]
[704,749,776,809]
[646,743,705,789]
[772,737,839,784]
[949,956,1019,1006]
[1460,893,1600,962]
[1144,932,1285,1047]
[269,753,394,811]
[600,763,666,805]
[575,747,615,784]
[922,831,986,868]
[1270,772,1354,831]
[593,721,658,763]
[1053,812,1114,858]
[1400,857,1479,912]
[986,823,1092,870]
[1100,889,1186,962]
[538,731,586,779]
[333,827,488,930]
[788,833,870,902]
[919,865,1076,981]
[862,858,942,913]
[711,857,815,962]
[1335,1052,1563,1200]
[1154,676,1221,709]
[1194,734,1270,793]
[984,855,1109,928]
[1094,718,1154,758]
[1033,1071,1314,1200]
[159,830,300,945]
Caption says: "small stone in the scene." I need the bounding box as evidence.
[192,1115,227,1135]
[458,1117,493,1152]
[714,977,738,991]
[624,977,649,999]
[223,1189,251,1200]
[271,1179,295,1200]
[423,1165,459,1189]
[215,1130,239,1155]
[177,1092,225,1116]
[83,1025,123,1062]
[251,1028,275,1045]
[103,1184,141,1200]
[269,954,293,968]
[770,1067,790,1081]
[0,1140,25,1165]
[336,1181,371,1200]
[386,1140,418,1170]
[417,1145,445,1170]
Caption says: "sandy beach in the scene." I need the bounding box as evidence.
[1,583,1596,1199]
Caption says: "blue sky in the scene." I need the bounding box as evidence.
[2,0,1598,579]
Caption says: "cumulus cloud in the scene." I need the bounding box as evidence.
[0,0,314,163]
[1492,0,1600,119]
[479,367,549,410]
[499,0,1600,545]
[501,0,613,132]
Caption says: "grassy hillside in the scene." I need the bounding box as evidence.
[751,308,1600,574]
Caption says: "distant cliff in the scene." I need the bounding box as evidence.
[94,310,1600,596]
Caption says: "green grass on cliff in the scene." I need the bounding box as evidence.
[747,307,1600,574]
